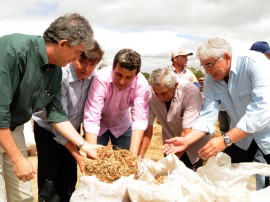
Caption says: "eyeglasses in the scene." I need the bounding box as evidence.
[201,56,223,70]
[74,49,83,56]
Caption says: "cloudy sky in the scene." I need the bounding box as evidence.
[1,0,269,73]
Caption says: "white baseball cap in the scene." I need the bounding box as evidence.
[172,47,193,58]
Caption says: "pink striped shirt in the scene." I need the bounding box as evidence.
[83,67,149,138]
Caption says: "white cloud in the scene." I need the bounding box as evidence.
[1,0,269,72]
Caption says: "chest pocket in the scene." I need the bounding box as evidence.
[214,92,235,112]
[238,87,252,107]
[119,98,134,110]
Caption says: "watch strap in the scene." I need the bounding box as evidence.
[78,138,86,149]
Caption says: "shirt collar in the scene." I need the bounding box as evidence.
[39,37,59,72]
[171,65,187,74]
[68,64,80,82]
[229,54,237,76]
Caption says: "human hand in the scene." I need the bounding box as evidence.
[138,152,145,158]
[75,155,88,172]
[162,137,188,155]
[83,141,103,159]
[198,136,226,160]
[12,155,36,182]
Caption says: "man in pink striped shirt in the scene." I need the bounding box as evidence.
[83,49,149,155]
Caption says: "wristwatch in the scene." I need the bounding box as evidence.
[222,132,232,147]
[78,138,86,149]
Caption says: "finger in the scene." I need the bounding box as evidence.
[198,143,211,153]
[165,137,176,143]
[199,149,216,160]
[162,147,169,154]
[162,146,174,154]
[30,172,35,180]
[162,144,169,150]
[20,176,27,182]
[164,148,175,155]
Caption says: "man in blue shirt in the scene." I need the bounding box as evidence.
[250,41,270,59]
[250,40,270,189]
[163,37,270,171]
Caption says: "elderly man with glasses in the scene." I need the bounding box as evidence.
[163,37,270,188]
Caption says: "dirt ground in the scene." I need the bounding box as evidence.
[29,122,164,201]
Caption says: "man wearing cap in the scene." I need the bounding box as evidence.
[171,47,200,88]
[250,41,270,59]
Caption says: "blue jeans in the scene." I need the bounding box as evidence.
[98,127,132,150]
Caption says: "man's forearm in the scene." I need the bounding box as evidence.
[138,125,153,157]
[65,141,82,160]
[65,141,87,172]
[0,128,24,163]
[52,121,84,147]
[129,129,145,155]
[184,129,207,146]
[84,132,98,144]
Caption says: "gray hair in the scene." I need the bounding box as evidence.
[43,13,94,49]
[196,37,232,60]
[113,49,141,75]
[149,68,177,89]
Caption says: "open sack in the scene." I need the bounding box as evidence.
[70,175,134,202]
[70,152,270,202]
[127,153,270,202]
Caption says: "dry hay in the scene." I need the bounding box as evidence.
[84,146,137,183]
[145,121,164,161]
[154,174,167,185]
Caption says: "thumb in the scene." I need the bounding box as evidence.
[165,137,176,143]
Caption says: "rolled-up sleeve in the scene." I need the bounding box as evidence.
[236,61,270,134]
[51,70,69,145]
[182,86,203,129]
[83,76,105,135]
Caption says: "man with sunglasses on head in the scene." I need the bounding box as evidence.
[163,37,270,182]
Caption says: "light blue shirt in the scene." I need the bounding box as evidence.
[193,50,270,154]
[33,64,95,145]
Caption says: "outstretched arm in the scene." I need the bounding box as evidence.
[52,121,102,159]
[64,141,87,172]
[163,129,206,155]
[130,129,145,155]
[198,127,248,160]
[138,125,153,158]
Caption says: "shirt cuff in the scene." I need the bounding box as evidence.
[132,120,148,131]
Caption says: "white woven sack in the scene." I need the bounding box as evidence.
[70,175,134,202]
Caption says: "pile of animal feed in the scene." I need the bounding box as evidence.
[154,174,167,185]
[84,146,137,183]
